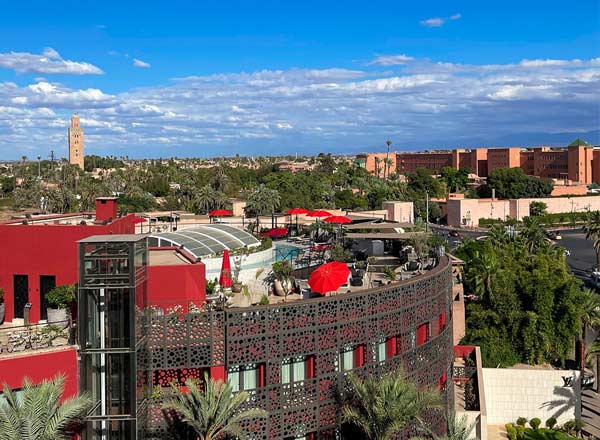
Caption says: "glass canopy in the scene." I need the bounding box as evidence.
[148,224,260,258]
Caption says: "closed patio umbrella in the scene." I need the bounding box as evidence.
[219,249,232,288]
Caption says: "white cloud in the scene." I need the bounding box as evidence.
[368,54,414,66]
[421,17,445,27]
[0,48,103,75]
[0,57,598,157]
[421,13,462,27]
[133,58,151,68]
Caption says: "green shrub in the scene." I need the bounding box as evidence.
[563,420,576,435]
[46,284,76,309]
[505,423,514,433]
[529,418,541,430]
[573,419,585,435]
[516,418,528,427]
[258,295,270,305]
[507,425,517,440]
[545,417,557,429]
[515,425,525,440]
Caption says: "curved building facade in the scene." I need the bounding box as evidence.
[144,256,453,439]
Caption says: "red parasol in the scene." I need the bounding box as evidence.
[219,249,233,288]
[308,261,351,295]
[133,216,148,224]
[209,209,233,217]
[323,215,352,224]
[285,208,310,215]
[307,210,332,218]
[260,227,288,238]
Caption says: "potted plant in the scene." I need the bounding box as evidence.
[271,260,293,299]
[0,287,5,324]
[46,284,75,327]
[231,255,243,293]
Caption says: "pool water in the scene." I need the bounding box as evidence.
[274,243,304,262]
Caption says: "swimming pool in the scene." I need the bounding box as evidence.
[274,243,304,262]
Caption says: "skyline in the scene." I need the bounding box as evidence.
[0,0,599,159]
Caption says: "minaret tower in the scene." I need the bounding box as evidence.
[68,113,84,169]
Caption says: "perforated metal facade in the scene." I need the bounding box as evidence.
[142,256,453,439]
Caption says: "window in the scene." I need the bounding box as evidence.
[375,336,396,362]
[282,356,310,384]
[338,345,364,371]
[377,338,387,362]
[438,311,447,334]
[228,364,261,392]
[416,323,430,346]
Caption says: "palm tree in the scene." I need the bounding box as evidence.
[384,140,392,179]
[0,374,91,440]
[342,369,443,440]
[413,413,476,440]
[520,216,547,253]
[584,211,600,270]
[162,373,267,440]
[244,184,281,233]
[579,288,600,370]
[466,246,499,307]
[384,158,394,180]
[374,157,382,179]
[193,184,217,215]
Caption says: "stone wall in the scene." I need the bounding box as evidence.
[482,367,581,425]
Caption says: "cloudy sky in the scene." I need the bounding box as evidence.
[0,0,599,159]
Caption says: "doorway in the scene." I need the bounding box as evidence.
[13,275,28,319]
[40,275,56,321]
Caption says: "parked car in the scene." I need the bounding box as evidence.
[547,231,562,240]
[449,230,461,238]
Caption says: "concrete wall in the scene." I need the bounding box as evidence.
[382,201,414,223]
[482,368,581,425]
[448,195,600,227]
[203,247,274,284]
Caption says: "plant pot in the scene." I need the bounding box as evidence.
[47,308,68,328]
[273,280,286,297]
[231,282,243,293]
[0,303,4,325]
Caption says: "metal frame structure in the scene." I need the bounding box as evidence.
[78,235,150,440]
[143,256,453,439]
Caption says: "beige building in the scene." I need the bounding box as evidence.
[447,194,600,227]
[68,113,84,169]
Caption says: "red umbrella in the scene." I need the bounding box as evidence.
[285,208,310,215]
[285,208,309,233]
[219,249,233,288]
[133,216,148,224]
[209,209,233,217]
[323,215,352,224]
[308,261,351,295]
[307,210,332,218]
[260,227,288,238]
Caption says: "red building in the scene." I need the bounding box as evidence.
[0,198,206,325]
[0,198,135,324]
[359,139,599,184]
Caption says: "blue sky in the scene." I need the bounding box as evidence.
[0,0,599,158]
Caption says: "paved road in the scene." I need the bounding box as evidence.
[559,229,597,280]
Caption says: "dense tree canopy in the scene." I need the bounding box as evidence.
[478,167,552,199]
[456,223,584,367]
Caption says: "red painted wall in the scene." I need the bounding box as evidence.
[147,263,206,313]
[0,215,135,323]
[0,347,78,399]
